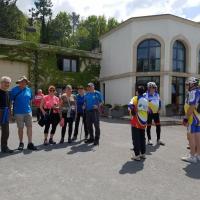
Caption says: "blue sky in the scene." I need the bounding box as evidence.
[16,0,200,22]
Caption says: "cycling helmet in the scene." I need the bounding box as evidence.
[187,77,199,84]
[147,82,156,88]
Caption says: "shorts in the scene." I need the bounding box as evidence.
[15,113,32,129]
[187,125,200,134]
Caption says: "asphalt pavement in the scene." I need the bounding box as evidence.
[0,118,199,200]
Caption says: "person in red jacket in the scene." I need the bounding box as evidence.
[33,89,44,121]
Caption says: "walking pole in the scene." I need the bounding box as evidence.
[80,118,83,141]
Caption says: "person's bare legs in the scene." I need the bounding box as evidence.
[188,133,196,156]
[195,134,200,155]
[18,128,23,143]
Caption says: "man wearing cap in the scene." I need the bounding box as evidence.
[0,76,13,153]
[72,86,88,141]
[10,76,37,151]
[84,83,103,145]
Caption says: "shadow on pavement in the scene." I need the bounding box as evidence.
[119,160,144,174]
[0,149,22,158]
[35,140,84,152]
[183,163,200,179]
[145,144,160,155]
[67,143,95,155]
[100,117,129,124]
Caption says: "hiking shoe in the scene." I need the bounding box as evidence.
[27,143,37,151]
[68,138,72,144]
[140,154,146,159]
[147,140,153,145]
[131,155,141,161]
[18,142,24,151]
[49,138,56,145]
[43,139,48,146]
[93,140,99,146]
[72,136,77,141]
[59,138,64,144]
[85,138,94,144]
[1,147,14,154]
[181,155,197,163]
[157,140,165,146]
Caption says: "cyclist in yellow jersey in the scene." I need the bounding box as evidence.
[182,77,200,163]
[128,86,148,161]
[144,82,165,146]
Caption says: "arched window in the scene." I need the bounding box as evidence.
[137,39,161,72]
[173,41,186,72]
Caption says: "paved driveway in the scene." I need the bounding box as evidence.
[0,118,199,200]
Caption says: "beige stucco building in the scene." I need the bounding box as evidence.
[100,14,200,114]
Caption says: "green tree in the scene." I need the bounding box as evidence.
[32,0,53,43]
[48,12,72,47]
[107,17,119,31]
[0,0,27,39]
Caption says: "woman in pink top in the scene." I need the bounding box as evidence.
[40,85,61,145]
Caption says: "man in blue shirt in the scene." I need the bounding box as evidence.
[10,76,37,151]
[84,83,103,145]
[72,86,88,141]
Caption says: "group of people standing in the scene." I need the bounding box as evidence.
[0,75,103,153]
[128,82,164,161]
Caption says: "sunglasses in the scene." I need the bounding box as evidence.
[49,89,55,92]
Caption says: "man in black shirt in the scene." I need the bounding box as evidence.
[0,76,13,153]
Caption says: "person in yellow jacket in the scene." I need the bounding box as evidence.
[128,86,148,161]
[144,82,165,146]
[182,77,200,163]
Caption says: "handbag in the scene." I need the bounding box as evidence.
[38,113,49,127]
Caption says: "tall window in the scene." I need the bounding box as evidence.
[137,39,161,72]
[173,41,186,72]
[171,77,185,107]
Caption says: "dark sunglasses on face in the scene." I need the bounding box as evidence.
[49,89,55,92]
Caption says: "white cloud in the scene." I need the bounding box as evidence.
[16,0,200,22]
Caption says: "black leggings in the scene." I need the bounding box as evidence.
[132,127,146,156]
[61,113,74,139]
[146,113,161,141]
[44,112,60,135]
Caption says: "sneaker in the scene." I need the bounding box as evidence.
[49,138,56,145]
[147,140,153,145]
[181,155,197,163]
[18,142,24,151]
[72,136,77,141]
[59,138,64,144]
[157,140,165,146]
[93,140,99,146]
[43,139,48,146]
[68,138,72,144]
[1,147,14,154]
[140,154,146,159]
[27,143,37,151]
[131,155,141,161]
[85,138,94,144]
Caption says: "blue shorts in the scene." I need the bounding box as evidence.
[188,125,200,133]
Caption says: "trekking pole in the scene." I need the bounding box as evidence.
[80,117,83,141]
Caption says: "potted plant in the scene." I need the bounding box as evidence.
[122,104,129,115]
[101,104,112,117]
[111,104,124,118]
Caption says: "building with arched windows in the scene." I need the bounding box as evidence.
[99,14,200,115]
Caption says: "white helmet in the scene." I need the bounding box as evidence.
[147,82,157,88]
[187,77,199,84]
